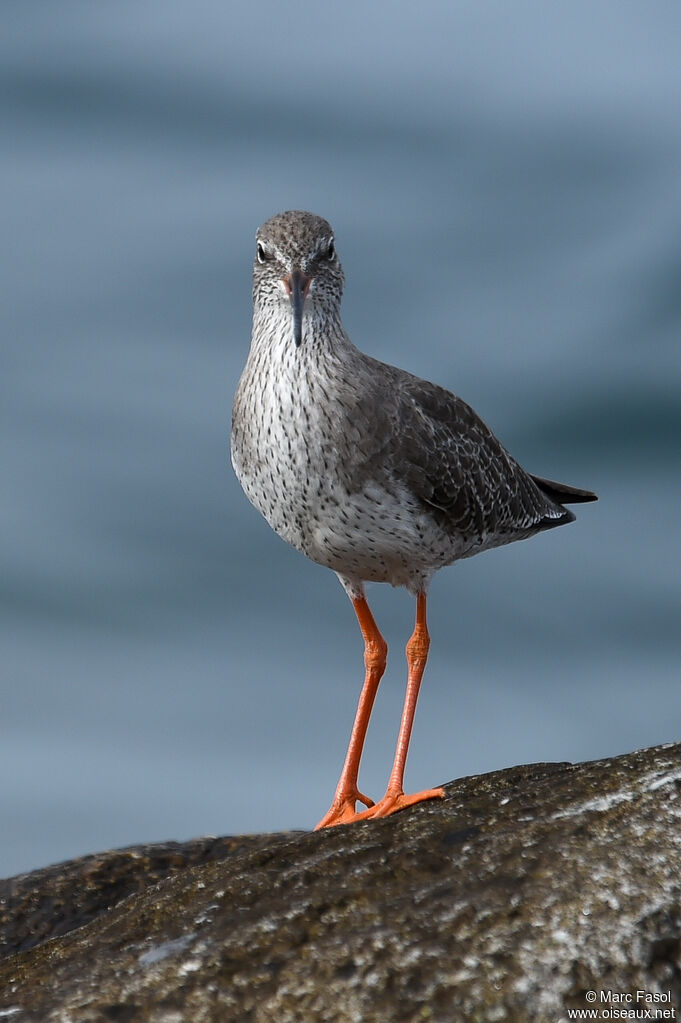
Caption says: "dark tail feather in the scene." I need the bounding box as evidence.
[531,474,598,506]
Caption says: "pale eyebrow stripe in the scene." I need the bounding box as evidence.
[257,241,285,262]
[307,236,331,261]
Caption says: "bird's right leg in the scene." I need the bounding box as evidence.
[315,595,387,829]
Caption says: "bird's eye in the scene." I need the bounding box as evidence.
[325,238,336,261]
[256,242,270,264]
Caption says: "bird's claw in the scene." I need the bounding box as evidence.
[315,789,375,830]
[352,786,445,822]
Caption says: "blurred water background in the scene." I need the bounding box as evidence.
[2,1,680,878]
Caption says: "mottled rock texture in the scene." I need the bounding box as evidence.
[2,743,681,1022]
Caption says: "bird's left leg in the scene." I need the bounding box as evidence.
[315,594,387,829]
[356,591,445,821]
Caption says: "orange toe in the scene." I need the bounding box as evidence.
[354,786,445,822]
[315,789,375,830]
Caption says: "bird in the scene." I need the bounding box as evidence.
[231,210,597,830]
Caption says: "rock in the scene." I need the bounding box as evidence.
[1,743,681,1022]
[0,834,293,962]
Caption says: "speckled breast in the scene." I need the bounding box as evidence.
[231,346,465,589]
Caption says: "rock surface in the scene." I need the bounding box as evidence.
[2,743,681,1022]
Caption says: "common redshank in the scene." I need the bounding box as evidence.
[231,210,597,830]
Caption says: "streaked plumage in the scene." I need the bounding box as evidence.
[231,210,596,828]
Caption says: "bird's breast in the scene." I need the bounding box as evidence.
[232,359,462,588]
[232,346,351,551]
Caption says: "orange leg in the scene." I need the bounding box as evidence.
[315,596,387,829]
[355,592,444,821]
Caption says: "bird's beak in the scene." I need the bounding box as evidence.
[282,269,312,347]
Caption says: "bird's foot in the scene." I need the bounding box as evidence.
[315,788,375,830]
[353,785,445,822]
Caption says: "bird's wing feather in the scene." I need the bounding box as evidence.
[379,364,566,537]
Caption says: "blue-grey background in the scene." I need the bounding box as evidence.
[2,2,680,879]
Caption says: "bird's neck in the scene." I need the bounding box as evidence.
[250,301,353,365]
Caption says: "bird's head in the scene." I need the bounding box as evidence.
[253,211,344,347]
